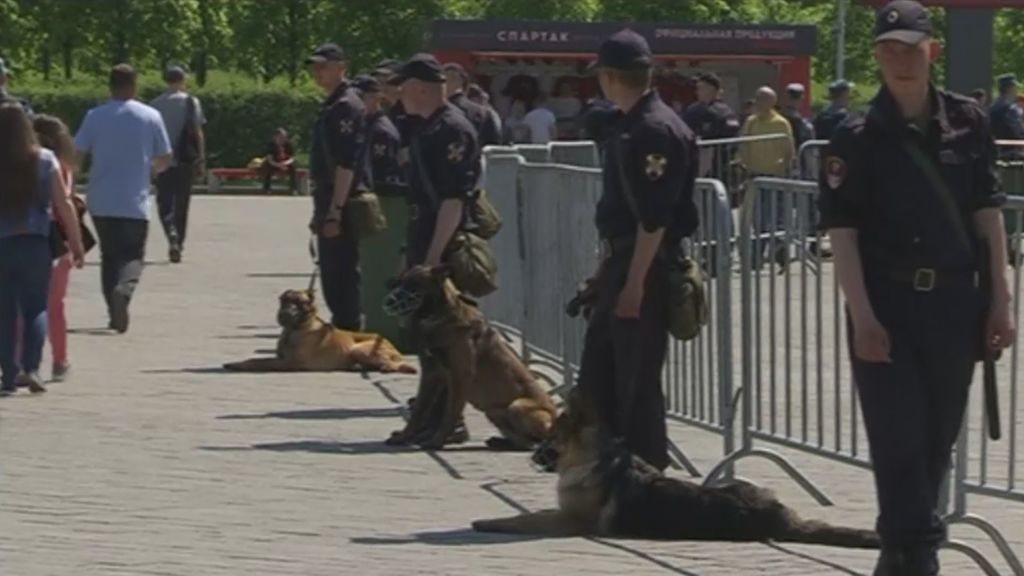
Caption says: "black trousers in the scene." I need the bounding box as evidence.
[155,164,194,248]
[92,217,148,313]
[317,219,362,331]
[577,249,671,471]
[851,278,980,558]
[261,161,298,193]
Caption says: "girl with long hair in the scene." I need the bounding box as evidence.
[0,104,84,396]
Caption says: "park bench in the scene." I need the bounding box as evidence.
[206,167,310,196]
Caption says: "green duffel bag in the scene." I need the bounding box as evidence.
[668,257,709,341]
[445,231,498,297]
[347,190,388,239]
[471,189,503,240]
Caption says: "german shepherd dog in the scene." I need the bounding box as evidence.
[473,388,880,548]
[383,266,557,450]
[223,289,416,374]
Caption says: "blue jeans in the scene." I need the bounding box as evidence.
[0,235,52,388]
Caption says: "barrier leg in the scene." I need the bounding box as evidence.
[941,540,1005,576]
[944,513,1024,576]
[667,440,702,478]
[701,448,833,506]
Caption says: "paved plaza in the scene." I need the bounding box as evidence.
[1,196,1021,575]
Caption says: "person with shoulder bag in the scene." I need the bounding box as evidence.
[0,105,85,397]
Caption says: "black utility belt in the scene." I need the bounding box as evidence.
[872,267,978,292]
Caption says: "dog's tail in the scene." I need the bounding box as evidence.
[778,518,880,549]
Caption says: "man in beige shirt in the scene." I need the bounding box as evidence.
[738,87,797,268]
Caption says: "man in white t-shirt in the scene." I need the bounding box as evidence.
[522,96,557,144]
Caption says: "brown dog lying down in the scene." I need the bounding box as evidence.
[383,266,557,450]
[474,389,880,548]
[223,289,416,374]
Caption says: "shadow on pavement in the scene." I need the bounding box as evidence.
[214,333,280,340]
[246,272,311,279]
[67,327,116,336]
[236,324,278,330]
[141,367,230,375]
[218,407,402,421]
[351,528,546,546]
[762,542,867,576]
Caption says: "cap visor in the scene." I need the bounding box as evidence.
[305,56,327,64]
[875,30,929,45]
[386,74,408,86]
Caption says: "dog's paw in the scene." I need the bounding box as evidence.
[385,430,413,446]
[397,364,418,375]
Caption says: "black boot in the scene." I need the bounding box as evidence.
[873,548,905,576]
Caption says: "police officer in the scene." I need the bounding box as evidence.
[780,83,815,152]
[387,53,482,446]
[352,75,404,195]
[0,58,32,114]
[814,79,854,141]
[683,72,740,183]
[990,73,1024,160]
[306,43,367,330]
[577,30,699,472]
[443,63,502,147]
[819,3,1015,574]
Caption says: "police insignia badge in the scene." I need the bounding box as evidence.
[339,119,354,134]
[447,141,465,163]
[374,143,386,157]
[825,156,847,189]
[887,9,900,23]
[645,154,667,180]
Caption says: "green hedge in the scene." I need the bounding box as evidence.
[20,80,321,169]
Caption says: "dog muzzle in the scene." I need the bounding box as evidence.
[531,439,560,473]
[383,285,424,317]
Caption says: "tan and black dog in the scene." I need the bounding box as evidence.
[223,289,416,374]
[383,266,557,450]
[473,388,880,548]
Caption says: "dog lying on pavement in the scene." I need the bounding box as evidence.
[223,289,416,374]
[383,265,557,450]
[473,388,880,548]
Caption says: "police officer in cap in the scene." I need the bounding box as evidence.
[385,53,482,446]
[0,58,33,114]
[814,79,854,141]
[577,29,699,471]
[683,72,741,179]
[443,63,502,147]
[819,2,1015,573]
[352,75,404,195]
[990,73,1024,160]
[780,83,815,152]
[306,43,368,330]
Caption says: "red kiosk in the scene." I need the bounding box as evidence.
[429,20,819,122]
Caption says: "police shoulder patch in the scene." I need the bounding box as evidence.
[339,118,354,134]
[825,156,847,190]
[447,140,466,163]
[645,153,668,180]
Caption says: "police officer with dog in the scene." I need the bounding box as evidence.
[306,43,368,330]
[819,3,1014,574]
[575,30,699,472]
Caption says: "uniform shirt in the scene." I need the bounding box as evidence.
[819,86,1003,274]
[781,105,815,151]
[450,91,501,147]
[309,81,367,217]
[0,149,58,239]
[366,111,404,192]
[814,102,850,141]
[596,91,699,244]
[738,110,795,177]
[149,91,205,166]
[989,97,1024,160]
[407,103,481,225]
[683,99,741,140]
[74,99,172,220]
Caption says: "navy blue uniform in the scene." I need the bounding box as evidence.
[814,103,851,141]
[990,97,1024,160]
[309,80,367,330]
[449,91,501,148]
[366,111,404,195]
[579,90,699,472]
[406,103,481,267]
[819,87,1002,569]
[684,99,741,182]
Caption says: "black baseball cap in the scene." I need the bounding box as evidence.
[352,74,380,94]
[588,29,652,72]
[305,43,345,64]
[388,53,445,85]
[829,79,854,95]
[998,73,1019,90]
[695,72,721,90]
[874,0,932,45]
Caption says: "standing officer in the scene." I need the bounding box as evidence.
[352,75,404,194]
[990,73,1024,160]
[683,72,741,180]
[780,83,815,153]
[443,63,502,147]
[577,30,699,472]
[306,43,367,330]
[819,2,1015,574]
[387,53,482,446]
[814,79,854,141]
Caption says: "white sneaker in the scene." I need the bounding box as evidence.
[23,372,46,394]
